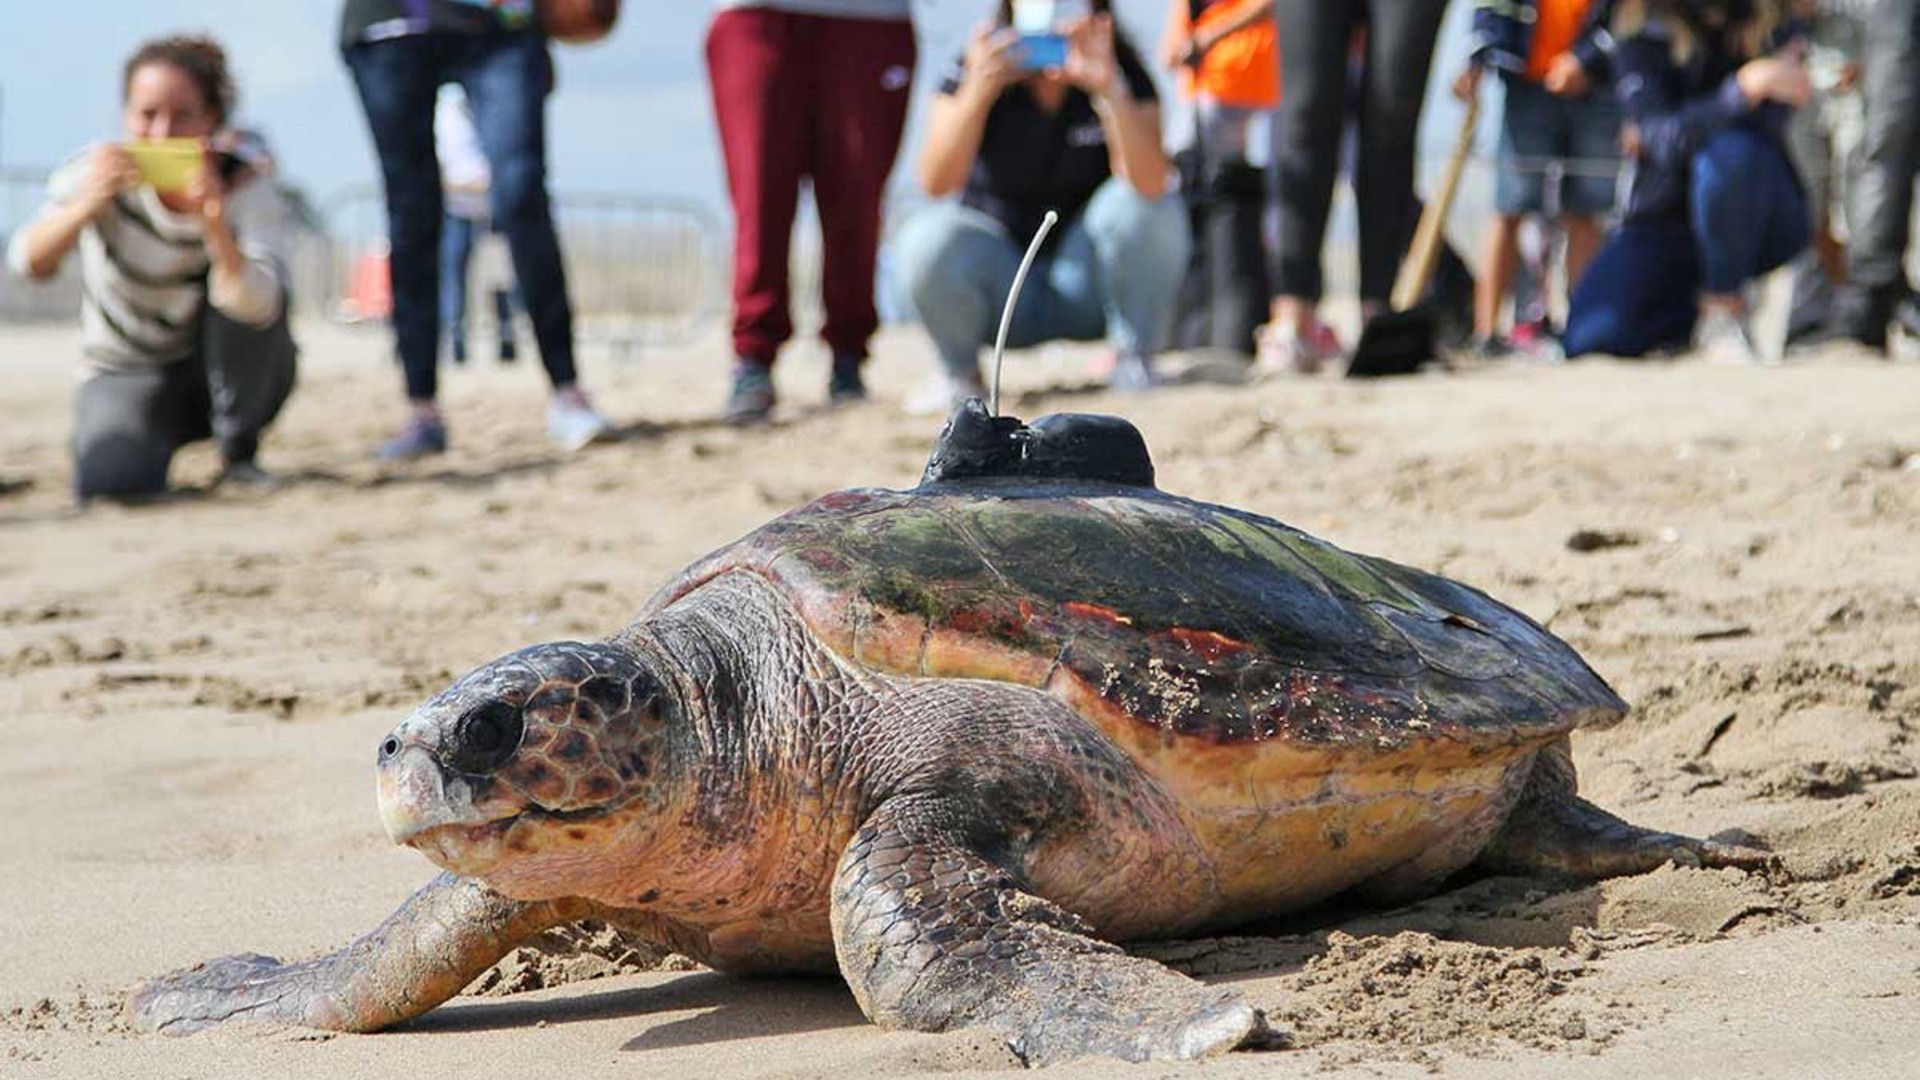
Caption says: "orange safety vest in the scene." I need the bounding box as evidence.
[1526,0,1595,82]
[1168,0,1280,109]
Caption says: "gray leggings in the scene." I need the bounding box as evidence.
[1850,0,1920,290]
[72,305,297,499]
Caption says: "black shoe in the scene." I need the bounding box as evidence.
[1464,334,1516,361]
[828,351,867,403]
[1893,290,1920,343]
[724,361,776,425]
[218,460,282,490]
[1840,282,1902,352]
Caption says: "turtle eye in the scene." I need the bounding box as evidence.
[446,700,525,775]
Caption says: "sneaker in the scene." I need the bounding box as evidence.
[1694,307,1759,365]
[1509,316,1555,350]
[1837,281,1920,353]
[1107,351,1158,392]
[377,414,448,462]
[1254,319,1343,377]
[724,361,777,425]
[904,372,988,418]
[546,395,610,452]
[827,352,867,404]
[1464,334,1516,362]
[217,460,282,490]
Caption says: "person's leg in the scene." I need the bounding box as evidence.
[705,8,809,374]
[1562,220,1701,358]
[1560,215,1603,297]
[440,213,475,364]
[893,203,1023,388]
[1692,129,1810,300]
[203,296,299,475]
[1846,0,1920,346]
[1473,215,1522,345]
[456,33,577,393]
[1479,81,1553,344]
[1198,105,1267,353]
[1559,88,1622,302]
[1268,0,1362,314]
[808,13,914,393]
[1063,179,1193,386]
[71,363,197,500]
[1353,0,1451,307]
[343,38,448,406]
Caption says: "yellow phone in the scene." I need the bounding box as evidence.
[123,138,204,193]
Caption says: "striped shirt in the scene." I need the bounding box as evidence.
[5,153,287,374]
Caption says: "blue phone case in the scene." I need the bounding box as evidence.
[1018,33,1068,71]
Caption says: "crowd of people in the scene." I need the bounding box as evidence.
[5,0,1918,503]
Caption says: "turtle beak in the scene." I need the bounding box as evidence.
[376,730,486,847]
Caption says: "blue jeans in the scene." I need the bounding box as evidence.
[439,214,518,360]
[892,181,1192,381]
[344,32,574,401]
[1564,130,1808,357]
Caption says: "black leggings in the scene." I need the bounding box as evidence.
[72,304,297,499]
[1269,0,1451,304]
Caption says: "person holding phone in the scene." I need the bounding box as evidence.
[893,0,1190,413]
[5,34,298,501]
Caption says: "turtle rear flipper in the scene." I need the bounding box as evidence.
[1476,738,1771,879]
[831,794,1274,1066]
[127,872,587,1034]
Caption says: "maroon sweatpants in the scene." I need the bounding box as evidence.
[705,8,916,368]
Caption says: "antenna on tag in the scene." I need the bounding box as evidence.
[990,209,1059,417]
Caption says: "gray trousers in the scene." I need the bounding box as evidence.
[72,304,298,499]
[1849,0,1920,290]
[1269,0,1451,304]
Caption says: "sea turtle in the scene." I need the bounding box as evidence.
[126,404,1761,1065]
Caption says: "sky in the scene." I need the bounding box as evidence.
[0,1,1475,226]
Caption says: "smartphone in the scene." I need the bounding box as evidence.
[1017,33,1067,71]
[1011,0,1087,72]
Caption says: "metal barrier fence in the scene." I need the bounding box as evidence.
[1,171,727,357]
[3,149,1629,340]
[0,167,83,321]
[318,185,725,357]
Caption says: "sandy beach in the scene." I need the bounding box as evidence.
[2,319,1917,1079]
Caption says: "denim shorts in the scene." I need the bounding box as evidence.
[1495,78,1623,216]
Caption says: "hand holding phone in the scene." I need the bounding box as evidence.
[1011,0,1089,73]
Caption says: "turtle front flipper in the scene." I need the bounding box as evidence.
[1477,738,1772,879]
[127,872,588,1035]
[830,794,1272,1066]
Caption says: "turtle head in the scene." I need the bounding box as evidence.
[375,641,674,893]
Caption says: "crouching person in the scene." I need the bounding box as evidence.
[893,2,1189,414]
[1562,0,1809,362]
[5,35,297,500]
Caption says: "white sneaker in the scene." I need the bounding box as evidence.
[1107,351,1158,392]
[904,372,988,418]
[1694,308,1759,365]
[1253,320,1343,377]
[547,397,610,452]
